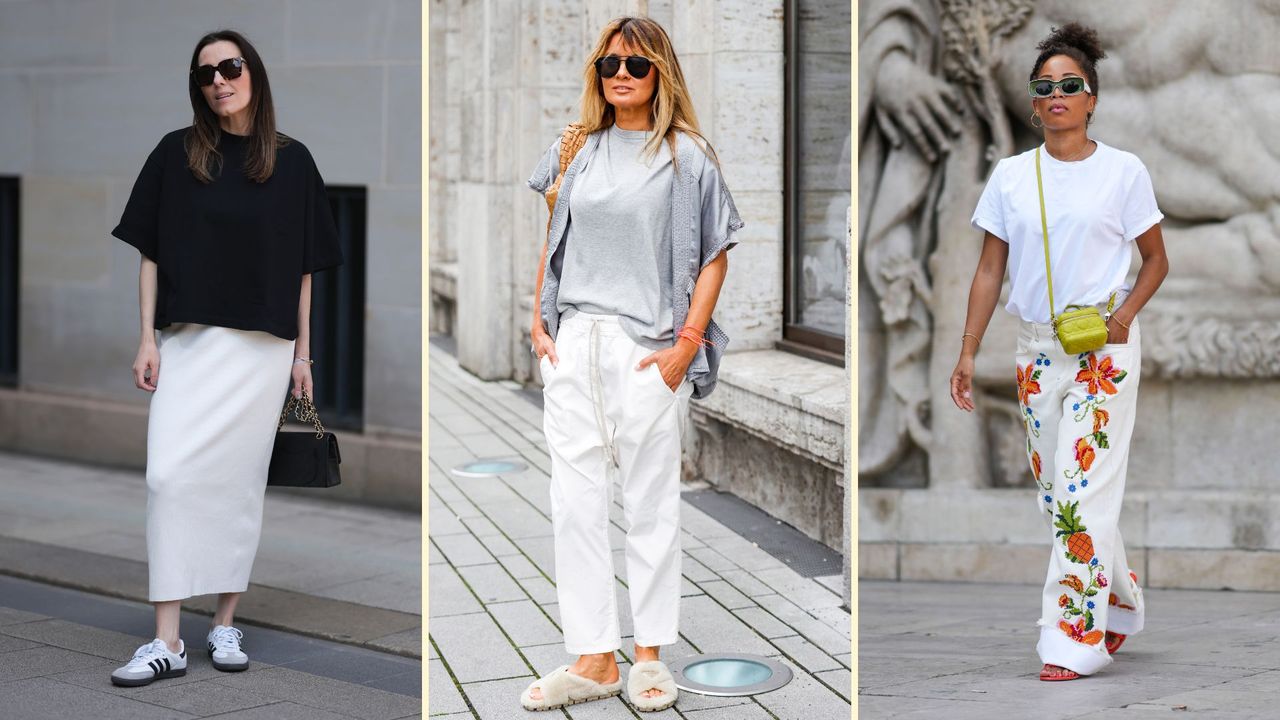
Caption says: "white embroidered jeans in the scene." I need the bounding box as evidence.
[1017,318,1146,675]
[541,312,694,654]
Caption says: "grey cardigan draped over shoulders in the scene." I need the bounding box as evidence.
[527,128,743,399]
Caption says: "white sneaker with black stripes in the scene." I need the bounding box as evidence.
[207,625,249,671]
[110,638,187,687]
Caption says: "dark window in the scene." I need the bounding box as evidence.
[782,0,850,364]
[310,186,366,431]
[0,177,18,387]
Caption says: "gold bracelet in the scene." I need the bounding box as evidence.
[1113,316,1131,330]
[961,332,981,346]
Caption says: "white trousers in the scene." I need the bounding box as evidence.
[541,312,694,654]
[1017,318,1145,675]
[146,323,294,602]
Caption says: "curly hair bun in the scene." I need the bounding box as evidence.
[1039,23,1106,63]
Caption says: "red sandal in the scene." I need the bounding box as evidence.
[1039,664,1080,682]
[1105,631,1127,654]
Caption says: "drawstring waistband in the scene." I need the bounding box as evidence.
[587,319,620,469]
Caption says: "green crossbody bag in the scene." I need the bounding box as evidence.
[1035,146,1114,355]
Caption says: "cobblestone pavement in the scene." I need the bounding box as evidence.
[861,579,1280,719]
[428,341,852,719]
[0,574,419,719]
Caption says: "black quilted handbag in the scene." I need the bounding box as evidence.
[267,391,342,488]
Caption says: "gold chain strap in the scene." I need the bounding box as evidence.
[277,390,326,439]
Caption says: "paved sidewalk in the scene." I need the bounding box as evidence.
[428,340,852,719]
[861,579,1280,719]
[0,574,419,719]
[0,450,420,657]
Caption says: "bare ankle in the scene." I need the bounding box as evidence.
[633,644,660,663]
[573,652,618,675]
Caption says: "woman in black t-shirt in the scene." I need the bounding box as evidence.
[108,29,343,688]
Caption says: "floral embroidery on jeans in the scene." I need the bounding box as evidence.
[1054,500,1106,645]
[1076,353,1127,396]
[1062,351,1127,492]
[1019,354,1051,499]
[1017,355,1048,439]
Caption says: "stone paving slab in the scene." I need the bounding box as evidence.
[427,342,850,718]
[426,657,469,716]
[214,667,421,720]
[195,702,358,720]
[0,574,421,710]
[430,611,530,684]
[0,450,421,655]
[1,677,197,720]
[861,579,1280,719]
[0,587,421,718]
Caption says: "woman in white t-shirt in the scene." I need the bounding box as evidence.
[950,23,1169,682]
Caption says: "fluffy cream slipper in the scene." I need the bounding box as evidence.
[520,665,623,712]
[627,660,678,712]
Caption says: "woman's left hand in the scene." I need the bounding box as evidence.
[1106,316,1131,345]
[637,343,697,392]
[291,361,314,400]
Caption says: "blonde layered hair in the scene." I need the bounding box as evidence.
[578,16,714,170]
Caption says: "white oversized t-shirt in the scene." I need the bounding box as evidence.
[970,141,1163,324]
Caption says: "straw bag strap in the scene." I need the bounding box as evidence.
[543,123,590,236]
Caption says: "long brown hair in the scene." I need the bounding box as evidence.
[577,17,714,170]
[185,29,286,183]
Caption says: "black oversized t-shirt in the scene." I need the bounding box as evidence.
[112,128,343,341]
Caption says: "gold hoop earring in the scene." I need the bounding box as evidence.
[1030,110,1044,129]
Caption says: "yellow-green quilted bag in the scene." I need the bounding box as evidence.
[1035,147,1112,355]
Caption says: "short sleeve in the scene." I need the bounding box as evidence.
[970,158,1007,242]
[301,148,343,274]
[526,136,562,196]
[1120,160,1163,242]
[698,152,744,268]
[111,137,166,261]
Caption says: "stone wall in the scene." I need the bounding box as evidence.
[429,0,789,383]
[0,0,421,507]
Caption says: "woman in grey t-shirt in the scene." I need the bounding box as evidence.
[522,15,743,714]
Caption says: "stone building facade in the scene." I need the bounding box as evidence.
[0,1,422,509]
[860,0,1280,590]
[429,0,851,603]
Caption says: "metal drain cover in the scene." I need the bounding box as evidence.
[668,653,793,696]
[450,459,528,478]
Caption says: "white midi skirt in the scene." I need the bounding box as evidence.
[145,323,294,602]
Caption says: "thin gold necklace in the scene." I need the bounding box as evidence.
[1050,138,1095,163]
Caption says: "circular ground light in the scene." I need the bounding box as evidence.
[667,654,793,696]
[450,459,528,478]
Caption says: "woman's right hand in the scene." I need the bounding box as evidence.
[950,353,976,412]
[133,341,160,392]
[531,326,558,368]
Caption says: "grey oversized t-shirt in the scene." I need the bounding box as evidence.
[557,125,674,349]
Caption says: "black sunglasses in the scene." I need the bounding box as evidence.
[594,55,652,79]
[191,57,246,87]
